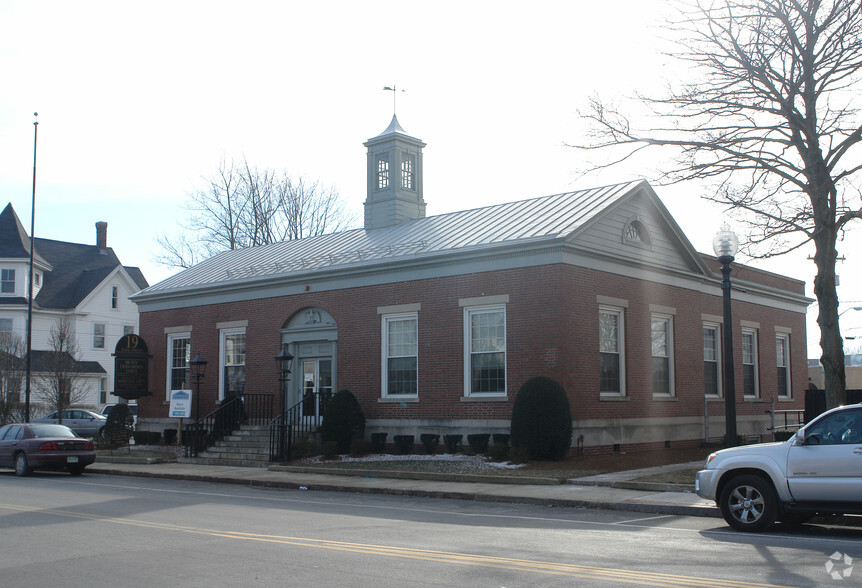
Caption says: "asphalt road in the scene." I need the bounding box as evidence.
[0,470,860,587]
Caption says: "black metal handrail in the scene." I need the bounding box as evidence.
[185,393,274,458]
[269,390,332,462]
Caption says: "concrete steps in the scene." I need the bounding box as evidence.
[178,424,271,468]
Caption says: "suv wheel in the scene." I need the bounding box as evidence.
[719,474,778,532]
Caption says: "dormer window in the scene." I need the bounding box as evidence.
[1,269,14,294]
[376,156,390,189]
[112,286,119,309]
[401,154,415,190]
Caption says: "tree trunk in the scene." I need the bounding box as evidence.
[813,227,846,408]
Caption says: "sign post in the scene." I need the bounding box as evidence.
[170,390,193,446]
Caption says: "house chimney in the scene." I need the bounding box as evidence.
[96,221,107,250]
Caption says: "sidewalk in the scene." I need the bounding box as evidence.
[89,457,719,518]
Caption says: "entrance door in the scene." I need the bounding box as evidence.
[300,359,332,423]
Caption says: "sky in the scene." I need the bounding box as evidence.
[1,0,860,358]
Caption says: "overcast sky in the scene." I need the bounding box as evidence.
[1,0,860,358]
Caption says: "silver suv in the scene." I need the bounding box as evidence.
[696,403,862,531]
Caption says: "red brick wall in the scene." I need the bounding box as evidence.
[138,262,807,441]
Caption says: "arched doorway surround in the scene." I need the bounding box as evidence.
[280,308,337,419]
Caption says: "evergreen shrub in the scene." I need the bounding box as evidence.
[104,404,133,448]
[419,433,439,454]
[393,435,414,454]
[467,433,490,454]
[443,434,462,453]
[510,376,572,461]
[320,390,366,453]
[370,432,388,453]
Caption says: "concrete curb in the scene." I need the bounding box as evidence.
[88,463,720,518]
[269,465,563,485]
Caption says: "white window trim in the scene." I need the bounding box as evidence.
[599,305,626,397]
[219,327,246,401]
[166,332,191,401]
[742,328,759,398]
[93,323,106,349]
[703,322,722,398]
[381,312,419,398]
[776,333,791,398]
[651,313,675,397]
[463,303,507,397]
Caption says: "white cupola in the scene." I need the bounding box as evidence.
[363,115,426,230]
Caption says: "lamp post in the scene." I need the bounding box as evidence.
[713,223,739,448]
[190,354,207,421]
[275,347,294,461]
[275,347,294,412]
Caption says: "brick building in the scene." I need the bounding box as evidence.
[132,116,809,452]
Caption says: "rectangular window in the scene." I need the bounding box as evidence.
[1,269,14,294]
[464,305,506,396]
[703,324,721,397]
[93,324,106,349]
[776,334,791,398]
[382,313,418,397]
[377,156,390,189]
[221,329,246,399]
[111,286,119,309]
[0,318,12,333]
[99,378,107,404]
[167,333,191,398]
[651,314,674,396]
[401,155,415,190]
[599,307,625,395]
[742,329,759,397]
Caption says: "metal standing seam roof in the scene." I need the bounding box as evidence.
[138,180,647,296]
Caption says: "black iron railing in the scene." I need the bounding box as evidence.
[269,391,332,462]
[185,393,273,458]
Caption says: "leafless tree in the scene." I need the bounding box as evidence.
[0,332,25,425]
[155,157,356,269]
[574,0,862,407]
[34,319,89,419]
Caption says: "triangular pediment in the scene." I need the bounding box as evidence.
[567,182,710,276]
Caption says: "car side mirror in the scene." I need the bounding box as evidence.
[795,429,806,445]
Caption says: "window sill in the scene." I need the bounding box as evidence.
[652,395,678,401]
[705,396,724,402]
[461,395,508,402]
[599,394,629,401]
[777,396,794,402]
[378,397,418,403]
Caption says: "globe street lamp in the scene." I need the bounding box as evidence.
[713,223,739,448]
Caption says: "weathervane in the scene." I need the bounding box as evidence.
[383,85,405,116]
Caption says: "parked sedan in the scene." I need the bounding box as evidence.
[34,409,107,438]
[0,423,96,476]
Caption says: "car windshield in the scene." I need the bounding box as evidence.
[30,424,78,438]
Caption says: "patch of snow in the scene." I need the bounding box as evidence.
[302,453,524,469]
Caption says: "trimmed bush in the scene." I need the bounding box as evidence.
[488,441,509,461]
[492,433,510,447]
[443,434,463,453]
[104,404,134,448]
[350,438,370,456]
[393,435,414,454]
[320,390,366,454]
[774,430,795,442]
[370,432,388,453]
[510,376,572,461]
[163,428,177,445]
[467,433,490,454]
[420,433,439,455]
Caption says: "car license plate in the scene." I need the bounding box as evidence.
[67,456,79,463]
